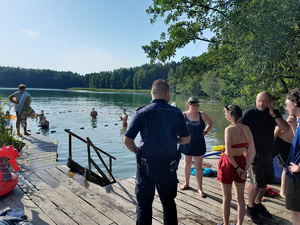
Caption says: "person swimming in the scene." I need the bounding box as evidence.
[39,117,49,129]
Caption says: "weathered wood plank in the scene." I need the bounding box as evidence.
[17,175,76,225]
[45,166,136,225]
[56,165,138,219]
[35,169,113,225]
[4,185,55,225]
[23,172,100,225]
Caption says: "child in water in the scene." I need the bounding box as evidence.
[120,109,128,127]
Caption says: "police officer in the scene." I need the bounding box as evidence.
[124,79,190,225]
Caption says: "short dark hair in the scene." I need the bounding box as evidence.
[18,84,26,90]
[151,79,169,95]
[225,104,243,122]
[286,88,300,108]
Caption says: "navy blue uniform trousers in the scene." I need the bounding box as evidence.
[135,161,178,225]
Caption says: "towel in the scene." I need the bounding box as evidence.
[191,167,217,177]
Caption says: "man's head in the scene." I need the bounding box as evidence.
[151,79,170,102]
[18,84,26,92]
[285,88,300,117]
[256,91,272,111]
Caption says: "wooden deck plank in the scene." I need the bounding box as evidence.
[17,175,76,225]
[35,169,113,225]
[23,172,100,225]
[45,166,136,225]
[56,165,138,219]
[5,185,55,225]
[117,175,219,225]
[112,178,166,224]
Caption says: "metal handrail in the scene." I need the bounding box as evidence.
[65,129,116,185]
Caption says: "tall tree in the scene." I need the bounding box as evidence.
[144,0,300,108]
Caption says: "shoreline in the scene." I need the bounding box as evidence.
[68,87,151,93]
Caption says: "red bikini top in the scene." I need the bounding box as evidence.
[231,125,248,148]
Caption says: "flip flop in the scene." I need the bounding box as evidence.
[201,193,207,198]
[198,190,207,198]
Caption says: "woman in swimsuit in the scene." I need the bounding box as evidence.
[217,104,256,225]
[179,97,213,198]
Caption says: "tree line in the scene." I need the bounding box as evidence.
[0,63,178,91]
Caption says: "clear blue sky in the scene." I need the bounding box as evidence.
[0,1,209,75]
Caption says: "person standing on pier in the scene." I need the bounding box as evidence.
[179,97,213,198]
[284,88,300,225]
[9,84,31,136]
[242,91,289,224]
[124,79,190,225]
[217,104,256,225]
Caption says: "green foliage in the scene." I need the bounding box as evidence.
[0,96,17,148]
[145,0,300,110]
[200,71,224,99]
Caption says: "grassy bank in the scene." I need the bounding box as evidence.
[68,87,150,93]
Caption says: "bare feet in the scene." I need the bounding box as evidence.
[180,184,189,190]
[198,189,206,198]
[280,193,286,199]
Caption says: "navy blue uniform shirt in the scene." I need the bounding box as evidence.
[125,99,189,159]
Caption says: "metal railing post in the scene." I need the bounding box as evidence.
[69,133,72,160]
[87,140,92,181]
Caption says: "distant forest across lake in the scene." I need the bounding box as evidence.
[0,62,180,93]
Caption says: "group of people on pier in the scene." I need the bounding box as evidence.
[124,79,300,225]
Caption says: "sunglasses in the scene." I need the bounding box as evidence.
[225,104,230,111]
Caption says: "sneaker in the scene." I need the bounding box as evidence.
[247,205,262,224]
[254,203,272,219]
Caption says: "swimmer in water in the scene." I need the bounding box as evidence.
[120,109,128,127]
[90,108,98,119]
[39,117,49,129]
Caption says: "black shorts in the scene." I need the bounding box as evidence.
[248,153,274,188]
[285,176,300,212]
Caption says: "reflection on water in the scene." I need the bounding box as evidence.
[0,88,229,180]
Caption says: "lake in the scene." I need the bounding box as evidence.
[0,88,229,180]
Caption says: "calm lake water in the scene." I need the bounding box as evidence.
[0,88,229,180]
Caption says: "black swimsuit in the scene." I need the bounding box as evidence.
[179,112,206,156]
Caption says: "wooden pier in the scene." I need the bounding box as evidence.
[0,134,292,224]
